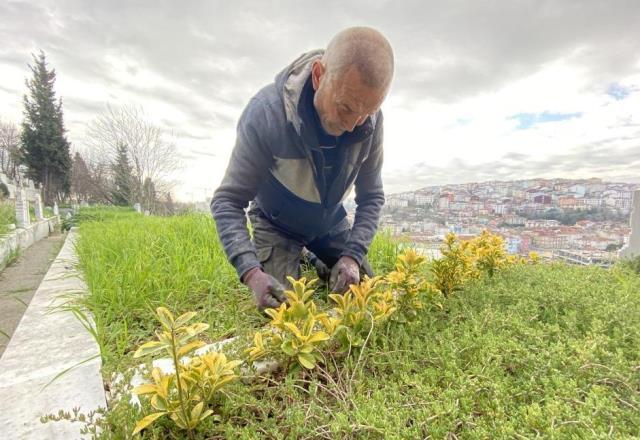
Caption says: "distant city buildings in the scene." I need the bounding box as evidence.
[376,178,635,265]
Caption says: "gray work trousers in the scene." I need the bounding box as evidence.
[248,204,373,287]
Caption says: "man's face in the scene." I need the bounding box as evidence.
[312,61,387,137]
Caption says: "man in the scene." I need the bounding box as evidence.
[211,27,394,311]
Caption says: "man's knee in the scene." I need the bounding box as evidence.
[249,205,303,287]
[256,244,301,287]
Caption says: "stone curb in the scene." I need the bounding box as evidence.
[0,228,106,439]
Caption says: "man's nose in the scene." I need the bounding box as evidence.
[345,115,366,132]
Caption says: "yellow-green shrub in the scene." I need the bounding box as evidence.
[384,249,438,320]
[246,250,431,369]
[463,230,509,277]
[131,307,241,437]
[431,233,473,297]
[431,231,540,297]
[246,277,332,370]
[330,276,395,348]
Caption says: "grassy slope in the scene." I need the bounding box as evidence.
[75,210,640,438]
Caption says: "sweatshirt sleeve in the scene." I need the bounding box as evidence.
[211,98,274,279]
[341,112,386,265]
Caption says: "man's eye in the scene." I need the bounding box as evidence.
[340,105,353,114]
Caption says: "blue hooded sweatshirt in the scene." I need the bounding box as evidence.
[211,50,385,279]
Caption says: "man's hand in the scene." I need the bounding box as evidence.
[329,256,360,293]
[243,267,286,311]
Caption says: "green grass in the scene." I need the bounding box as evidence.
[619,254,640,275]
[368,229,403,274]
[63,205,141,231]
[73,206,140,222]
[72,208,640,438]
[0,199,16,235]
[0,201,53,234]
[2,247,20,268]
[27,204,52,221]
[75,211,258,372]
[76,209,404,374]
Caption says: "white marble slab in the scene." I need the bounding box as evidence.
[0,229,106,439]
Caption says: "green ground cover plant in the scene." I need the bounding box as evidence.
[66,208,639,438]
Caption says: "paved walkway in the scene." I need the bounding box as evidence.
[0,230,65,357]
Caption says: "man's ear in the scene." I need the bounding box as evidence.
[311,60,325,91]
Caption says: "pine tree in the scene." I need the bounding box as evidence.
[20,51,72,205]
[111,143,135,206]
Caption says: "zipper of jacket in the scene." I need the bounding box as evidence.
[310,147,329,211]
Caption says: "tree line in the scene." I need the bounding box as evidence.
[0,51,181,214]
[517,207,629,226]
[70,104,180,213]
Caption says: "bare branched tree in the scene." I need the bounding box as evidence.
[0,119,23,183]
[71,151,109,203]
[86,105,181,199]
[65,147,116,204]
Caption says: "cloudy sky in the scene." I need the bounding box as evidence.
[1,0,639,201]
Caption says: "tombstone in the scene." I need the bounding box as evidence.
[53,202,59,216]
[620,190,640,259]
[80,200,89,208]
[16,189,30,228]
[144,210,150,216]
[133,203,142,213]
[34,193,44,221]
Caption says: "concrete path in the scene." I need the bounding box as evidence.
[0,230,65,357]
[0,229,107,439]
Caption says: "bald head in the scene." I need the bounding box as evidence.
[322,26,394,90]
[310,27,393,136]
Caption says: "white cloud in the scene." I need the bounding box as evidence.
[382,53,640,193]
[1,0,639,201]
